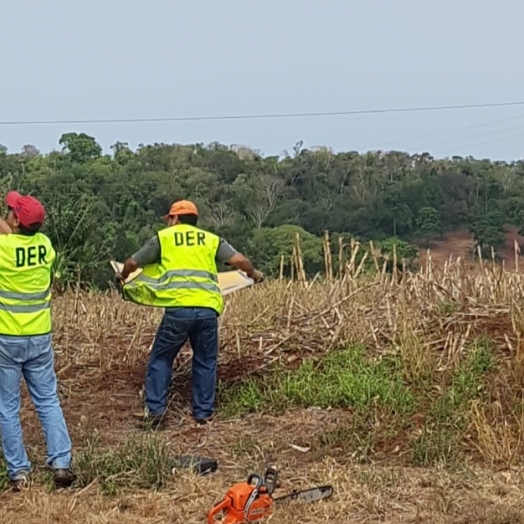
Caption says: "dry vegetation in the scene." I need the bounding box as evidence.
[3,242,524,523]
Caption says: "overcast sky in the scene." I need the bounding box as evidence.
[1,0,523,160]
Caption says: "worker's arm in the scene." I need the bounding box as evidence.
[217,238,264,282]
[120,257,140,281]
[117,236,160,282]
[227,253,257,278]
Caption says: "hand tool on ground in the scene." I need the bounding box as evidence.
[171,455,218,476]
[207,467,333,523]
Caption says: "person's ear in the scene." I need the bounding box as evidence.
[8,211,19,228]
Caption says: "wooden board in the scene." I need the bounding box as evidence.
[109,261,254,296]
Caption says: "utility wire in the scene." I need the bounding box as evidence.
[1,100,524,126]
[434,128,524,156]
[354,113,524,151]
[405,121,524,151]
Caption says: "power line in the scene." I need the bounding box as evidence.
[354,113,524,151]
[434,128,524,156]
[1,100,524,126]
[408,121,524,151]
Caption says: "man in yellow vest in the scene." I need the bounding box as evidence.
[0,191,75,490]
[118,200,263,428]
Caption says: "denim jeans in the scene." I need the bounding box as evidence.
[0,333,72,480]
[145,307,219,420]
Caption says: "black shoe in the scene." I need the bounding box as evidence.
[54,468,76,488]
[195,414,214,426]
[134,409,167,430]
[144,414,167,430]
[10,471,30,491]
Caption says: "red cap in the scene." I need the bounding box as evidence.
[6,191,46,228]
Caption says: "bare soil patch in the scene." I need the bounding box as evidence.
[417,226,524,272]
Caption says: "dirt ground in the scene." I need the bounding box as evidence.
[417,226,524,272]
[3,405,524,524]
[1,351,524,524]
[2,244,524,523]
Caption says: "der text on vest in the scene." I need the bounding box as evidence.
[15,246,47,267]
[174,231,206,246]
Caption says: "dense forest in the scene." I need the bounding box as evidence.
[0,132,521,288]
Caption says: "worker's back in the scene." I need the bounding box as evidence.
[123,223,224,314]
[0,232,55,336]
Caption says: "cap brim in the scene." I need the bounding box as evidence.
[5,191,22,208]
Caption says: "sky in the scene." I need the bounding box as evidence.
[1,0,524,161]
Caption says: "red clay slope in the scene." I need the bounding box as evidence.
[415,226,524,272]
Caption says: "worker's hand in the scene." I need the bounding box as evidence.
[115,272,126,285]
[252,269,264,283]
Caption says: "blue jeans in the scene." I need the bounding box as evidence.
[145,307,219,420]
[0,334,72,480]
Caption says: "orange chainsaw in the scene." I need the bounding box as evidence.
[207,467,333,523]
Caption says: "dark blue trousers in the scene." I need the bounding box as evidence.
[145,307,219,420]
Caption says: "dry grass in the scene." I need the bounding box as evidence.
[2,252,524,523]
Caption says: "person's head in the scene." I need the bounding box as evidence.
[5,191,45,235]
[161,200,198,227]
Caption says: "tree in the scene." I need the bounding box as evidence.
[233,173,285,229]
[59,132,102,163]
[20,145,40,159]
[110,141,133,165]
[42,194,114,285]
[516,208,524,238]
[416,207,442,247]
[381,180,413,236]
[248,225,324,277]
[378,237,419,272]
[469,212,505,258]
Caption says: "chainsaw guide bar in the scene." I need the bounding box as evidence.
[274,485,334,504]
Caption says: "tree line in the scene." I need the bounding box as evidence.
[0,133,520,288]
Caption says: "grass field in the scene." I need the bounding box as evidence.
[2,252,524,523]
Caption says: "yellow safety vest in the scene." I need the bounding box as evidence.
[122,224,224,314]
[0,232,56,336]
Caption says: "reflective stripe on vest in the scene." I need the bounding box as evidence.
[0,233,56,336]
[0,301,50,313]
[122,224,224,314]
